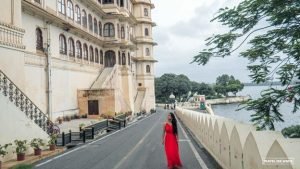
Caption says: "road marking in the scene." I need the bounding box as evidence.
[35,113,157,168]
[112,114,163,169]
[176,115,209,169]
[178,139,190,142]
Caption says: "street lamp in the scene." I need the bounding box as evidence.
[169,93,176,110]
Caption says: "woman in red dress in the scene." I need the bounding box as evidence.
[162,112,182,169]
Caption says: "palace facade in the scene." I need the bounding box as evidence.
[0,0,157,120]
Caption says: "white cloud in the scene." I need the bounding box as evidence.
[152,0,250,83]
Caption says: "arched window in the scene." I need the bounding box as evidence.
[89,46,94,62]
[68,38,75,57]
[59,34,67,54]
[145,28,149,36]
[58,0,66,15]
[146,65,151,73]
[99,22,102,36]
[76,41,82,58]
[100,50,104,64]
[122,53,126,65]
[118,51,121,65]
[104,23,115,37]
[98,0,101,4]
[144,8,148,16]
[94,18,98,34]
[103,0,113,4]
[88,14,93,32]
[75,5,81,24]
[36,28,43,51]
[82,10,87,28]
[95,48,99,63]
[121,26,125,39]
[120,0,124,7]
[104,50,116,67]
[83,44,88,60]
[67,0,74,19]
[128,52,130,65]
[146,48,150,56]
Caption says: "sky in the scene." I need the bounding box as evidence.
[151,0,251,83]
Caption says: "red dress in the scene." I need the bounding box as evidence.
[164,123,182,168]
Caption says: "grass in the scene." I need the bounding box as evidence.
[11,164,33,169]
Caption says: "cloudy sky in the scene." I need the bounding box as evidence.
[151,0,251,83]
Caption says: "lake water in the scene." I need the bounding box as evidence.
[211,86,300,131]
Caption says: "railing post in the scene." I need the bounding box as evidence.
[92,127,95,139]
[62,132,65,146]
[124,120,126,128]
[69,130,72,142]
[83,130,86,143]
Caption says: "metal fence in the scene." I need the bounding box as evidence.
[56,117,127,147]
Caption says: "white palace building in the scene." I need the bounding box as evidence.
[0,0,156,146]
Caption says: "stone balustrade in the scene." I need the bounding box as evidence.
[176,107,300,169]
[0,22,25,50]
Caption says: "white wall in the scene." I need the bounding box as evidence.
[176,107,300,169]
[0,93,49,162]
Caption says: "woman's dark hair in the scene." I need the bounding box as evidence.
[170,112,178,135]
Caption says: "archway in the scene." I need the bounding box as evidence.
[105,50,116,67]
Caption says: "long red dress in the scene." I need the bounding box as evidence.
[164,123,182,168]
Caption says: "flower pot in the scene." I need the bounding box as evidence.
[49,144,56,151]
[17,153,25,161]
[34,148,42,156]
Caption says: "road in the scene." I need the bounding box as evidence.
[35,108,220,169]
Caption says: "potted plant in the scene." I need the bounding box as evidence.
[0,143,12,169]
[30,138,45,156]
[79,123,85,131]
[48,134,57,151]
[14,140,27,161]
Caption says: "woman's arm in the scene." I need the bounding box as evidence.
[162,123,166,145]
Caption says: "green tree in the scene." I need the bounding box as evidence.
[192,0,300,130]
[215,74,244,96]
[155,74,192,102]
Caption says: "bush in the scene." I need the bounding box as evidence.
[282,125,300,138]
[150,109,156,114]
[12,164,33,169]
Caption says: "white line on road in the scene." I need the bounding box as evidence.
[176,115,209,169]
[35,113,157,168]
[112,114,163,169]
[178,139,190,142]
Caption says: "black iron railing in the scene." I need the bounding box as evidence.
[56,118,127,147]
[0,70,59,135]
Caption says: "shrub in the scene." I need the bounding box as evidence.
[12,164,33,169]
[30,138,45,150]
[14,140,27,154]
[282,125,300,138]
[0,143,12,157]
[48,134,57,145]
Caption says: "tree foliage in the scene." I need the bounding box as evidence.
[193,0,300,130]
[282,125,300,138]
[155,74,215,102]
[215,74,244,96]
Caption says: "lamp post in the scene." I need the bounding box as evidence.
[169,93,175,109]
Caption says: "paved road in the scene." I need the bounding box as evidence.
[35,108,220,169]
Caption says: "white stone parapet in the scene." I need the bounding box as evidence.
[176,107,300,169]
[0,22,25,50]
